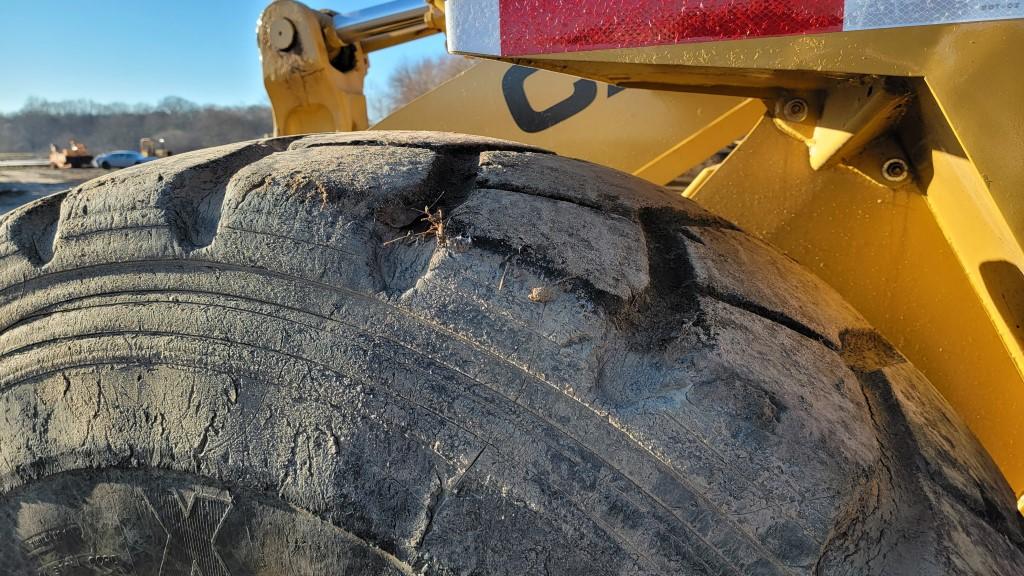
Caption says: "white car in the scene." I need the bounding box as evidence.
[93,150,155,169]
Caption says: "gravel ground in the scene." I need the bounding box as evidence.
[0,165,107,215]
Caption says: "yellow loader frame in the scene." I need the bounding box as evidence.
[258,0,1024,511]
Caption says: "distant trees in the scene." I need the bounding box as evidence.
[0,55,476,154]
[373,55,475,120]
[0,97,272,154]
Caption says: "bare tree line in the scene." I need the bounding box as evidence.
[1,54,473,155]
[0,96,272,155]
[372,55,475,119]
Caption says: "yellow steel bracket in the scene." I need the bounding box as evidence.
[258,0,371,135]
[771,79,913,176]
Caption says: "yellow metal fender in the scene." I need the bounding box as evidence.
[374,59,763,178]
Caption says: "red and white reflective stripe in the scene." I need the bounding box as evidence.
[446,0,1024,56]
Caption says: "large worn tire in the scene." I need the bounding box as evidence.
[0,132,1020,575]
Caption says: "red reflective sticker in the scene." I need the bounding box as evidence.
[499,0,845,56]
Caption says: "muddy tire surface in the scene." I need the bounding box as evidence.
[0,132,1021,575]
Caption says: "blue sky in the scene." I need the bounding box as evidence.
[0,0,448,113]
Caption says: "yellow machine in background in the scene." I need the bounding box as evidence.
[258,0,1024,512]
[139,137,172,158]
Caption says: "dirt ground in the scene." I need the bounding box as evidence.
[0,165,107,215]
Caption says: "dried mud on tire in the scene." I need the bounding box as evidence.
[0,131,1021,575]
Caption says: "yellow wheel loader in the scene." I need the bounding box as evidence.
[0,1,1022,574]
[139,137,173,159]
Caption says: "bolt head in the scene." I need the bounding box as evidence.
[782,98,809,122]
[270,18,296,51]
[882,158,910,183]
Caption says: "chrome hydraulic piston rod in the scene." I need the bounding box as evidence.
[333,0,438,52]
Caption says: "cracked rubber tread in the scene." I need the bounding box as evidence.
[0,132,1021,575]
